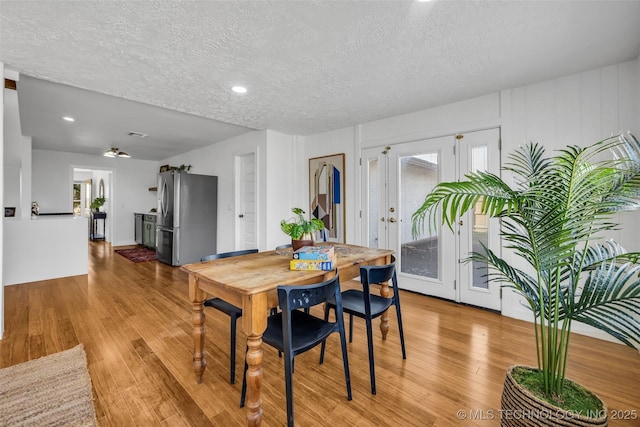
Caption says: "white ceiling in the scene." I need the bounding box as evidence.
[2,0,640,161]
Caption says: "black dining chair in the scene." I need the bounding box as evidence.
[201,248,258,384]
[240,273,352,427]
[320,256,406,394]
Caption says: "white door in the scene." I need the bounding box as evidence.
[235,152,257,250]
[456,129,501,310]
[362,128,501,310]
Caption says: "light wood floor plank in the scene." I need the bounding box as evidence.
[1,241,638,426]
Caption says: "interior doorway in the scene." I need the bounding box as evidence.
[73,168,113,242]
[234,151,258,250]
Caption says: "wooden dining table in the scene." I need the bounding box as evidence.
[181,243,394,426]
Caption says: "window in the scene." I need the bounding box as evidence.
[73,183,81,216]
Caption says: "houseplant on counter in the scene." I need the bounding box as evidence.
[411,133,640,426]
[90,197,106,212]
[281,207,325,251]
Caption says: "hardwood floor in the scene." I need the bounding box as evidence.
[1,241,639,426]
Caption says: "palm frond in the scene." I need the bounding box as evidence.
[469,247,543,313]
[411,171,516,238]
[503,142,551,188]
[563,260,640,347]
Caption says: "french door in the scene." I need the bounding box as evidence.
[362,128,501,310]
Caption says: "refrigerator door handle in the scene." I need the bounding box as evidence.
[174,172,181,229]
[161,179,169,217]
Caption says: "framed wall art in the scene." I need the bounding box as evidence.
[309,153,345,243]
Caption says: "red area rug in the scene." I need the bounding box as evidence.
[115,246,157,263]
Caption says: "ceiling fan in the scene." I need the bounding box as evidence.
[103,147,130,158]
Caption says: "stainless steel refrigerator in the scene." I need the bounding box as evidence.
[156,171,217,266]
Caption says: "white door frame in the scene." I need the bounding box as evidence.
[234,150,258,250]
[361,128,501,311]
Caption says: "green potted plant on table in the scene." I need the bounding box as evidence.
[90,197,106,212]
[411,133,640,426]
[281,207,325,251]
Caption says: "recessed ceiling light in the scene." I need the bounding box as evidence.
[232,86,247,94]
[62,116,75,122]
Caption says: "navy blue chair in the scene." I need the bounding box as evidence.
[320,257,406,394]
[241,273,352,427]
[201,249,258,384]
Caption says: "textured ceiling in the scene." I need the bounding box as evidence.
[2,0,640,160]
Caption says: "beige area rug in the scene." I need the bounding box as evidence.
[0,344,98,426]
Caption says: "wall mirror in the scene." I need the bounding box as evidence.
[309,153,345,243]
[99,179,105,198]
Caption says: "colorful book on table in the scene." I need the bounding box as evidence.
[292,245,335,260]
[289,259,335,271]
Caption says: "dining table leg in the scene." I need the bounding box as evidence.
[379,279,390,340]
[189,276,207,383]
[245,334,264,426]
[242,292,268,426]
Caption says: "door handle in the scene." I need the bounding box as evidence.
[239,214,244,218]
[388,218,396,223]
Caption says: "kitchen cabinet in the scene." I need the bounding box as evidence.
[134,214,143,245]
[143,214,156,249]
[134,213,156,248]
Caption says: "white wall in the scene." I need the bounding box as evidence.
[32,150,158,246]
[4,216,88,285]
[359,92,502,148]
[264,130,297,248]
[3,85,22,216]
[302,127,359,243]
[1,62,5,339]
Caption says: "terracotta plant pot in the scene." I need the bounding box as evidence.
[500,365,608,427]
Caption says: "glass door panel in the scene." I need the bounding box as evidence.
[471,145,489,290]
[399,153,440,280]
[366,157,380,248]
[458,129,501,310]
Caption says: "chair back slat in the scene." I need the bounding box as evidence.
[360,261,396,288]
[277,274,340,311]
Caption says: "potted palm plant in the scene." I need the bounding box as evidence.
[411,133,640,426]
[281,207,325,251]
